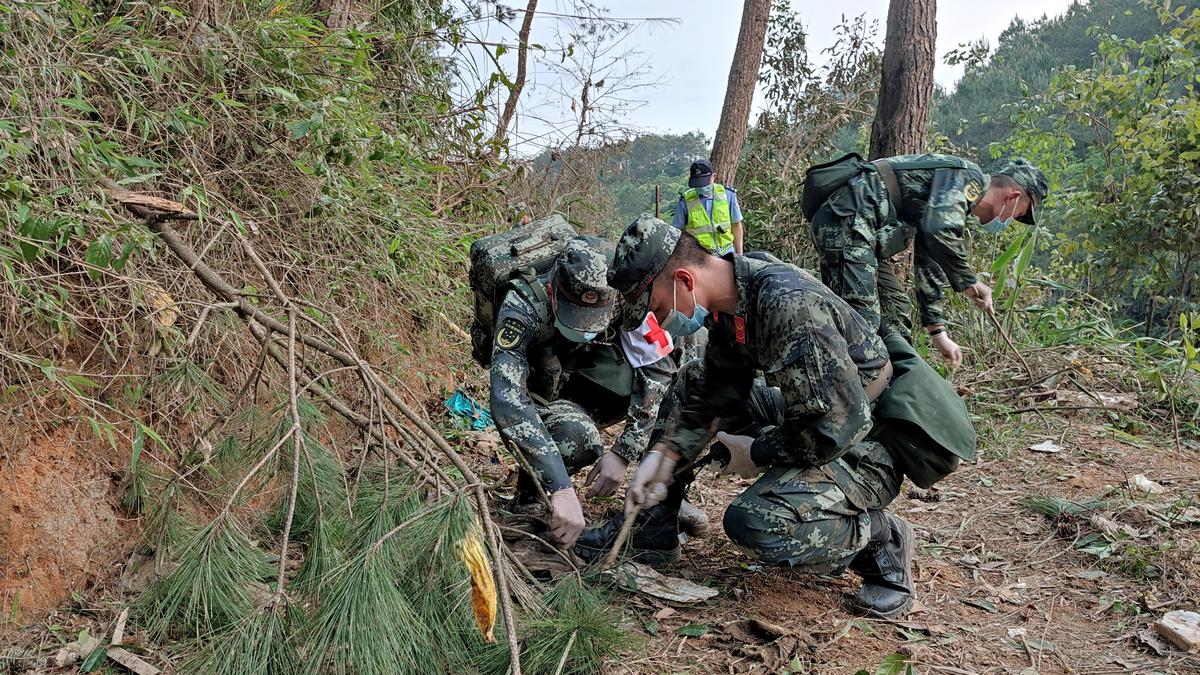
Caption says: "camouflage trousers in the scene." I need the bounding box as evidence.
[515,398,604,498]
[657,361,903,573]
[721,441,902,572]
[809,175,914,341]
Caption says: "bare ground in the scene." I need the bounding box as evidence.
[594,417,1200,674]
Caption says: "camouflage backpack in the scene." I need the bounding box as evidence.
[467,214,576,367]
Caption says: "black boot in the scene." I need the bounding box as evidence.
[849,510,915,619]
[573,502,682,565]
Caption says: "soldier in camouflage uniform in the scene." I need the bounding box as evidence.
[576,216,967,619]
[807,155,1048,366]
[490,236,677,548]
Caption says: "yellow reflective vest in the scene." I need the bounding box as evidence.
[682,184,734,253]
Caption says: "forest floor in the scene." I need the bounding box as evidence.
[582,416,1200,674]
[2,404,1198,674]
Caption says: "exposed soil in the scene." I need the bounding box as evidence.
[0,417,131,630]
[594,419,1200,674]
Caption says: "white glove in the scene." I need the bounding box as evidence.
[963,281,994,314]
[548,488,585,548]
[584,450,629,498]
[715,431,761,478]
[930,331,964,368]
[625,448,677,515]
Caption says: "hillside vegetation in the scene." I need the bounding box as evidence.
[0,0,1198,673]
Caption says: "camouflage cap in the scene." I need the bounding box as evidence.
[608,214,680,330]
[994,158,1048,225]
[551,236,618,333]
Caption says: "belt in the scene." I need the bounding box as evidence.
[865,360,894,402]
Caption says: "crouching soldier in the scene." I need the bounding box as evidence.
[489,236,705,549]
[576,218,976,618]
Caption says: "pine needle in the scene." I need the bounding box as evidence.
[290,512,344,599]
[302,545,433,675]
[265,431,346,543]
[142,483,197,562]
[479,576,624,675]
[1023,494,1105,518]
[136,514,274,640]
[181,600,302,675]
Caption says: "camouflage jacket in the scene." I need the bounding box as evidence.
[662,255,890,468]
[489,282,674,493]
[879,155,986,327]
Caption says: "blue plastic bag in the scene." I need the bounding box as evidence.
[443,388,493,431]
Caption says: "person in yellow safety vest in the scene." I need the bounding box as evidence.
[673,158,744,256]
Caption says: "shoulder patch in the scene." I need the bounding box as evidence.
[495,317,528,350]
[963,180,982,203]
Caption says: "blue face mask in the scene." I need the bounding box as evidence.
[554,319,599,343]
[661,279,709,337]
[696,184,715,199]
[981,196,1015,235]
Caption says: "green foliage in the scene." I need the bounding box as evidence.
[1024,494,1106,517]
[182,602,302,675]
[738,7,882,265]
[303,544,431,675]
[480,576,624,675]
[999,0,1200,331]
[599,132,711,225]
[135,514,274,640]
[933,0,1183,153]
[303,489,481,674]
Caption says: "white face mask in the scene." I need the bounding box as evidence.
[697,184,715,199]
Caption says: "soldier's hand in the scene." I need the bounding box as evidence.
[964,281,994,313]
[548,488,585,548]
[626,448,677,515]
[585,450,629,498]
[931,331,964,368]
[714,431,761,478]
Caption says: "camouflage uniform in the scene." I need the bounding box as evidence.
[490,262,675,494]
[809,154,987,336]
[611,218,903,572]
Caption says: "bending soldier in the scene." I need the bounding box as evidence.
[804,154,1048,366]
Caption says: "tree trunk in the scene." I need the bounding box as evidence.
[491,0,539,149]
[710,0,771,185]
[868,0,937,159]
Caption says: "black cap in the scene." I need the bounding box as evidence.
[687,158,714,189]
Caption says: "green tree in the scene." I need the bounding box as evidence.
[1000,0,1200,331]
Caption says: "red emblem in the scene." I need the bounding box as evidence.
[642,313,670,350]
[733,316,746,344]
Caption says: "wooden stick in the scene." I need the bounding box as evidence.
[986,308,1035,381]
[602,504,642,568]
[553,629,578,675]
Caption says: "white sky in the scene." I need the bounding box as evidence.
[462,0,1078,149]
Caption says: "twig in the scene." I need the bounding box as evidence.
[104,180,525,675]
[1008,404,1118,414]
[497,524,581,578]
[438,311,472,343]
[986,308,1035,381]
[602,504,641,568]
[553,629,578,675]
[272,306,304,604]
